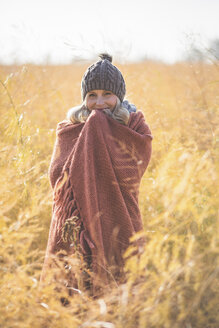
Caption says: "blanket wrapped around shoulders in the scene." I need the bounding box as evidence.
[41,109,153,292]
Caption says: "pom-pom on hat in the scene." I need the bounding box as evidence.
[81,53,126,102]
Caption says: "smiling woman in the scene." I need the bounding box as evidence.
[67,54,131,125]
[40,53,153,297]
[85,90,117,111]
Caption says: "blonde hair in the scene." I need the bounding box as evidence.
[67,97,130,126]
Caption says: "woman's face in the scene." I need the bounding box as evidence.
[85,89,117,112]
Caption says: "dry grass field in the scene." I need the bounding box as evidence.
[0,60,218,327]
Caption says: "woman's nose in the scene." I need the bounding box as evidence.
[96,96,104,105]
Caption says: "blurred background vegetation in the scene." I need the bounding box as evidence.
[0,53,218,327]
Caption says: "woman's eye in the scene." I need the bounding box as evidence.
[88,93,96,97]
[105,92,112,96]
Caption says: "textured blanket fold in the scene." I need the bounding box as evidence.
[41,109,152,291]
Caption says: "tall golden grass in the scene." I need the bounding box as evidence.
[0,60,218,328]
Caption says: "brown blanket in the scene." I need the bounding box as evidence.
[41,109,152,292]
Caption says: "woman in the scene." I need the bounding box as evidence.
[40,53,153,296]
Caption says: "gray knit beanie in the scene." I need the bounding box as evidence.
[81,53,126,102]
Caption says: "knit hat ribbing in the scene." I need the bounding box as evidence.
[81,53,126,102]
